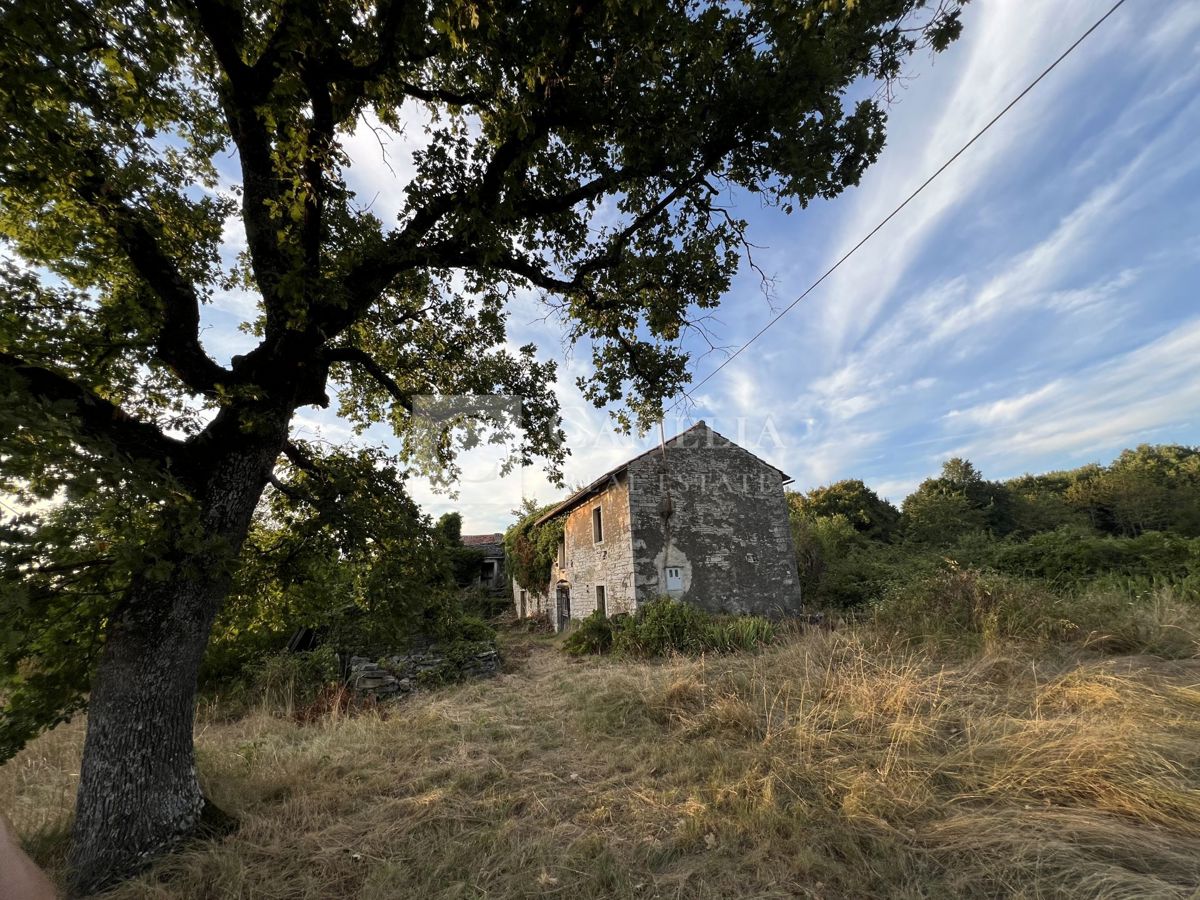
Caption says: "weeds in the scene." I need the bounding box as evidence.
[3,626,1199,898]
[564,600,776,658]
[872,567,1200,657]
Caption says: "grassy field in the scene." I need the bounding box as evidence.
[4,627,1200,898]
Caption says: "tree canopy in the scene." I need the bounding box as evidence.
[0,0,967,889]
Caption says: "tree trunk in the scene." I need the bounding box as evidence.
[67,436,281,896]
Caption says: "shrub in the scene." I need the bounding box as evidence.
[562,610,615,656]
[710,614,776,652]
[873,566,1200,657]
[614,599,716,657]
[975,528,1200,590]
[564,600,775,658]
[520,610,554,634]
[243,646,341,715]
[872,567,1073,646]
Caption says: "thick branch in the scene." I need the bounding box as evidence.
[72,163,231,396]
[282,440,319,474]
[0,352,192,476]
[325,346,413,413]
[186,0,288,303]
[320,0,603,339]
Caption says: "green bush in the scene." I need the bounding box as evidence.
[976,528,1200,590]
[562,610,615,656]
[872,567,1069,646]
[242,646,341,713]
[564,600,775,658]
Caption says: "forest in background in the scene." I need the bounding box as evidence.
[789,443,1199,642]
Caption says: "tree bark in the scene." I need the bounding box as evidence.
[67,434,282,896]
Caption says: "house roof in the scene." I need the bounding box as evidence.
[532,420,792,527]
[462,533,504,551]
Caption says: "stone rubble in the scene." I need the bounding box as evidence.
[345,642,500,701]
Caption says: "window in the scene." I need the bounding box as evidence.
[595,585,607,616]
[519,590,527,619]
[592,505,603,543]
[666,567,683,591]
[557,540,566,569]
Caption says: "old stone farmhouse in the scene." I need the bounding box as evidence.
[513,421,802,629]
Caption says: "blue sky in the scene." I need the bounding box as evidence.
[203,0,1200,534]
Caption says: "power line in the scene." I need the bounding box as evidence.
[671,0,1130,411]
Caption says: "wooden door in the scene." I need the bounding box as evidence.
[556,583,571,631]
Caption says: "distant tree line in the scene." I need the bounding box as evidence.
[788,444,1200,608]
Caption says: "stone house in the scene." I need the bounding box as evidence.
[461,532,506,593]
[512,421,802,629]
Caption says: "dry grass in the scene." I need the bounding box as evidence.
[4,629,1200,898]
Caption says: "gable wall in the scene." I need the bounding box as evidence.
[626,427,802,617]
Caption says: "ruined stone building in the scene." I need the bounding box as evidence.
[512,421,802,629]
[461,532,506,594]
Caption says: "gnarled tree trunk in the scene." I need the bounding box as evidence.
[67,435,282,896]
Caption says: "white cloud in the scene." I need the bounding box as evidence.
[947,318,1200,467]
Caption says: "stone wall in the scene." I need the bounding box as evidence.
[626,423,802,617]
[511,577,550,620]
[552,471,635,626]
[345,641,500,701]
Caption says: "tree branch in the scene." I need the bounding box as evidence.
[318,0,603,339]
[325,346,412,413]
[0,352,192,476]
[282,440,320,474]
[186,0,289,304]
[73,169,232,397]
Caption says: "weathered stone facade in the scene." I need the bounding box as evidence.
[513,422,802,625]
[626,425,801,616]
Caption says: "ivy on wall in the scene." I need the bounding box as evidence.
[504,504,565,597]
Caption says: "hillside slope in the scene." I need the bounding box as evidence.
[5,631,1200,898]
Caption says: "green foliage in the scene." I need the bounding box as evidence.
[793,447,1200,617]
[872,566,1200,658]
[1066,446,1200,537]
[203,444,478,682]
[901,457,1014,544]
[788,480,900,541]
[503,503,564,597]
[872,567,1071,645]
[562,610,616,656]
[968,527,1200,592]
[564,601,775,658]
[0,474,217,761]
[435,512,487,587]
[244,647,341,712]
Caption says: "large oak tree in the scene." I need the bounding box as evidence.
[0,0,963,891]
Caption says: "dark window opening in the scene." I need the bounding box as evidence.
[595,585,607,616]
[592,505,603,543]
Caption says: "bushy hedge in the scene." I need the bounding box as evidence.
[871,566,1200,657]
[563,600,775,658]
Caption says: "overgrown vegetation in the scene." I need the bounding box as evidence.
[791,444,1200,611]
[503,500,564,597]
[6,627,1200,898]
[563,601,776,658]
[199,449,494,688]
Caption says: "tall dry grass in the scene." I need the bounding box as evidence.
[3,628,1199,898]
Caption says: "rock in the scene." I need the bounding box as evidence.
[343,639,500,701]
